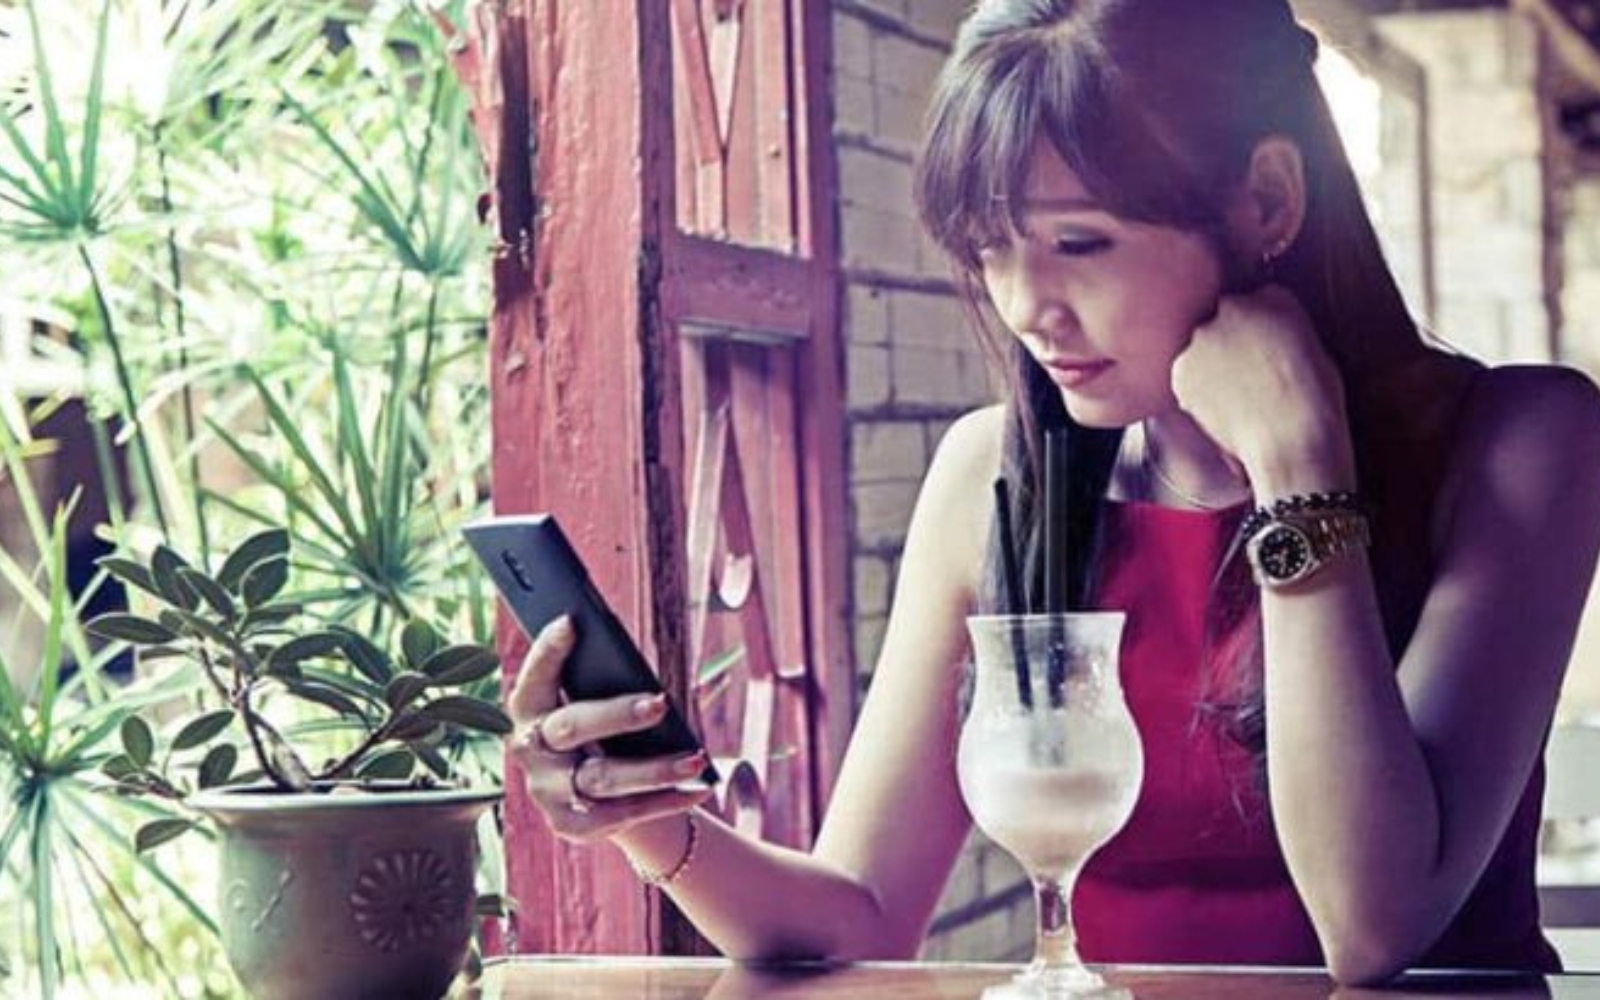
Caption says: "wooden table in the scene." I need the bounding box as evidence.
[472,956,1600,998]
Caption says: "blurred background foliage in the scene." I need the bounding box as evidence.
[0,0,500,994]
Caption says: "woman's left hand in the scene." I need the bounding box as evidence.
[1170,284,1356,495]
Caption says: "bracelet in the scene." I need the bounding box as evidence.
[628,811,699,887]
[1238,489,1364,543]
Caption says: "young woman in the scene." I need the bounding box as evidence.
[504,0,1600,984]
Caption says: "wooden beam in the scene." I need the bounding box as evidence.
[491,0,686,955]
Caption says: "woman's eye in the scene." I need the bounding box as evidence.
[1054,236,1111,257]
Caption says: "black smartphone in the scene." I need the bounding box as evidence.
[462,514,718,784]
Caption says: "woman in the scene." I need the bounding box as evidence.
[504,0,1600,984]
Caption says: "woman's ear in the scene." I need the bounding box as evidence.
[1226,136,1308,268]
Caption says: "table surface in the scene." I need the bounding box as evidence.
[473,956,1600,999]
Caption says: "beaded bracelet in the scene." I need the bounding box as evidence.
[1238,490,1365,543]
[629,811,699,888]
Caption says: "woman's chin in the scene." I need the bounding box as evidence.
[1060,394,1146,430]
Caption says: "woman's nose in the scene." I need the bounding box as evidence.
[991,251,1073,337]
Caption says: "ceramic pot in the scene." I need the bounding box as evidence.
[190,783,499,1000]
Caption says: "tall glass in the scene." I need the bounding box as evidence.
[958,613,1143,1000]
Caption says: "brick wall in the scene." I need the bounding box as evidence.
[1378,9,1556,363]
[831,0,1029,962]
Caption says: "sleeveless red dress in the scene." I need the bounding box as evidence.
[1074,495,1559,970]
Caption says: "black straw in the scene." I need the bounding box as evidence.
[993,478,1033,709]
[1043,429,1070,707]
[1043,429,1069,614]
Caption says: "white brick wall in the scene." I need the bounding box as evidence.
[832,0,1016,965]
[1378,9,1555,363]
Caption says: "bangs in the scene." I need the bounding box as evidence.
[914,18,1227,271]
[914,42,1060,266]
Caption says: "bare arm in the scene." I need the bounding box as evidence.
[1255,366,1600,983]
[607,406,1003,959]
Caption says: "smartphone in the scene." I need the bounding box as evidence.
[462,514,718,784]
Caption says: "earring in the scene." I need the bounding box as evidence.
[1260,237,1293,269]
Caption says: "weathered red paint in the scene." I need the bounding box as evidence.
[462,0,848,955]
[480,0,685,955]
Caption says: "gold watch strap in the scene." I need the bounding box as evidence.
[1294,509,1372,561]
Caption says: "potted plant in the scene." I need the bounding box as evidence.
[87,527,511,1000]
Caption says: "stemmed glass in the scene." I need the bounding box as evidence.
[957,612,1143,999]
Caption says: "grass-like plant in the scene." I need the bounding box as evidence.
[0,413,219,999]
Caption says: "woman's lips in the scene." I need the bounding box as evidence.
[1040,358,1114,389]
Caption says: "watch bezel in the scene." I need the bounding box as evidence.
[1247,520,1318,588]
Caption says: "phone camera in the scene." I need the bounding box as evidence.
[502,552,537,592]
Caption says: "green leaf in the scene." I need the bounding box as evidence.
[135,819,197,854]
[356,747,416,781]
[217,528,291,595]
[412,740,451,778]
[334,628,394,684]
[241,555,290,607]
[96,556,160,600]
[418,696,513,736]
[179,568,236,619]
[384,671,431,711]
[101,754,140,782]
[420,644,499,687]
[171,710,236,752]
[287,681,365,719]
[159,608,234,647]
[120,716,154,768]
[151,546,199,611]
[401,620,441,670]
[267,632,345,673]
[198,744,238,789]
[259,727,313,792]
[87,613,181,645]
[135,645,191,662]
[241,602,303,632]
[386,712,439,742]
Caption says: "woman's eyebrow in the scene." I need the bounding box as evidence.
[1020,196,1103,213]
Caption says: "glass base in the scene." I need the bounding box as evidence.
[981,962,1132,1000]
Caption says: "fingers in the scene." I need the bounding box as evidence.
[572,751,711,801]
[536,692,669,753]
[542,784,716,843]
[507,615,575,721]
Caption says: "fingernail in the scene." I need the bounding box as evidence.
[676,753,707,776]
[551,615,575,640]
[632,694,666,719]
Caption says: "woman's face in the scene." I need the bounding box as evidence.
[977,141,1227,427]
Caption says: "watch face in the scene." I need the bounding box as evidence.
[1254,524,1314,584]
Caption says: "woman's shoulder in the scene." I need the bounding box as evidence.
[907,405,1006,589]
[1437,360,1600,535]
[931,404,1006,477]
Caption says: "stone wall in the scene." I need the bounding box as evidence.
[831,0,1029,963]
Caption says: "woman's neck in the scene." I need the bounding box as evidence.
[1114,415,1252,510]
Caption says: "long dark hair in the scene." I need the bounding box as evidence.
[912,0,1429,768]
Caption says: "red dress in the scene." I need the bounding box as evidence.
[1075,497,1558,970]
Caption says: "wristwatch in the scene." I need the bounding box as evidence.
[1244,508,1371,589]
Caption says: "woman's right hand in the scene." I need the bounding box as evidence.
[505,615,716,841]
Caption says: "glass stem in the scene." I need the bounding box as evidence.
[1032,875,1082,970]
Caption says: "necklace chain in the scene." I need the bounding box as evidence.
[1143,426,1244,512]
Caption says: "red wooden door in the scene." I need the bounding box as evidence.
[451,0,848,954]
